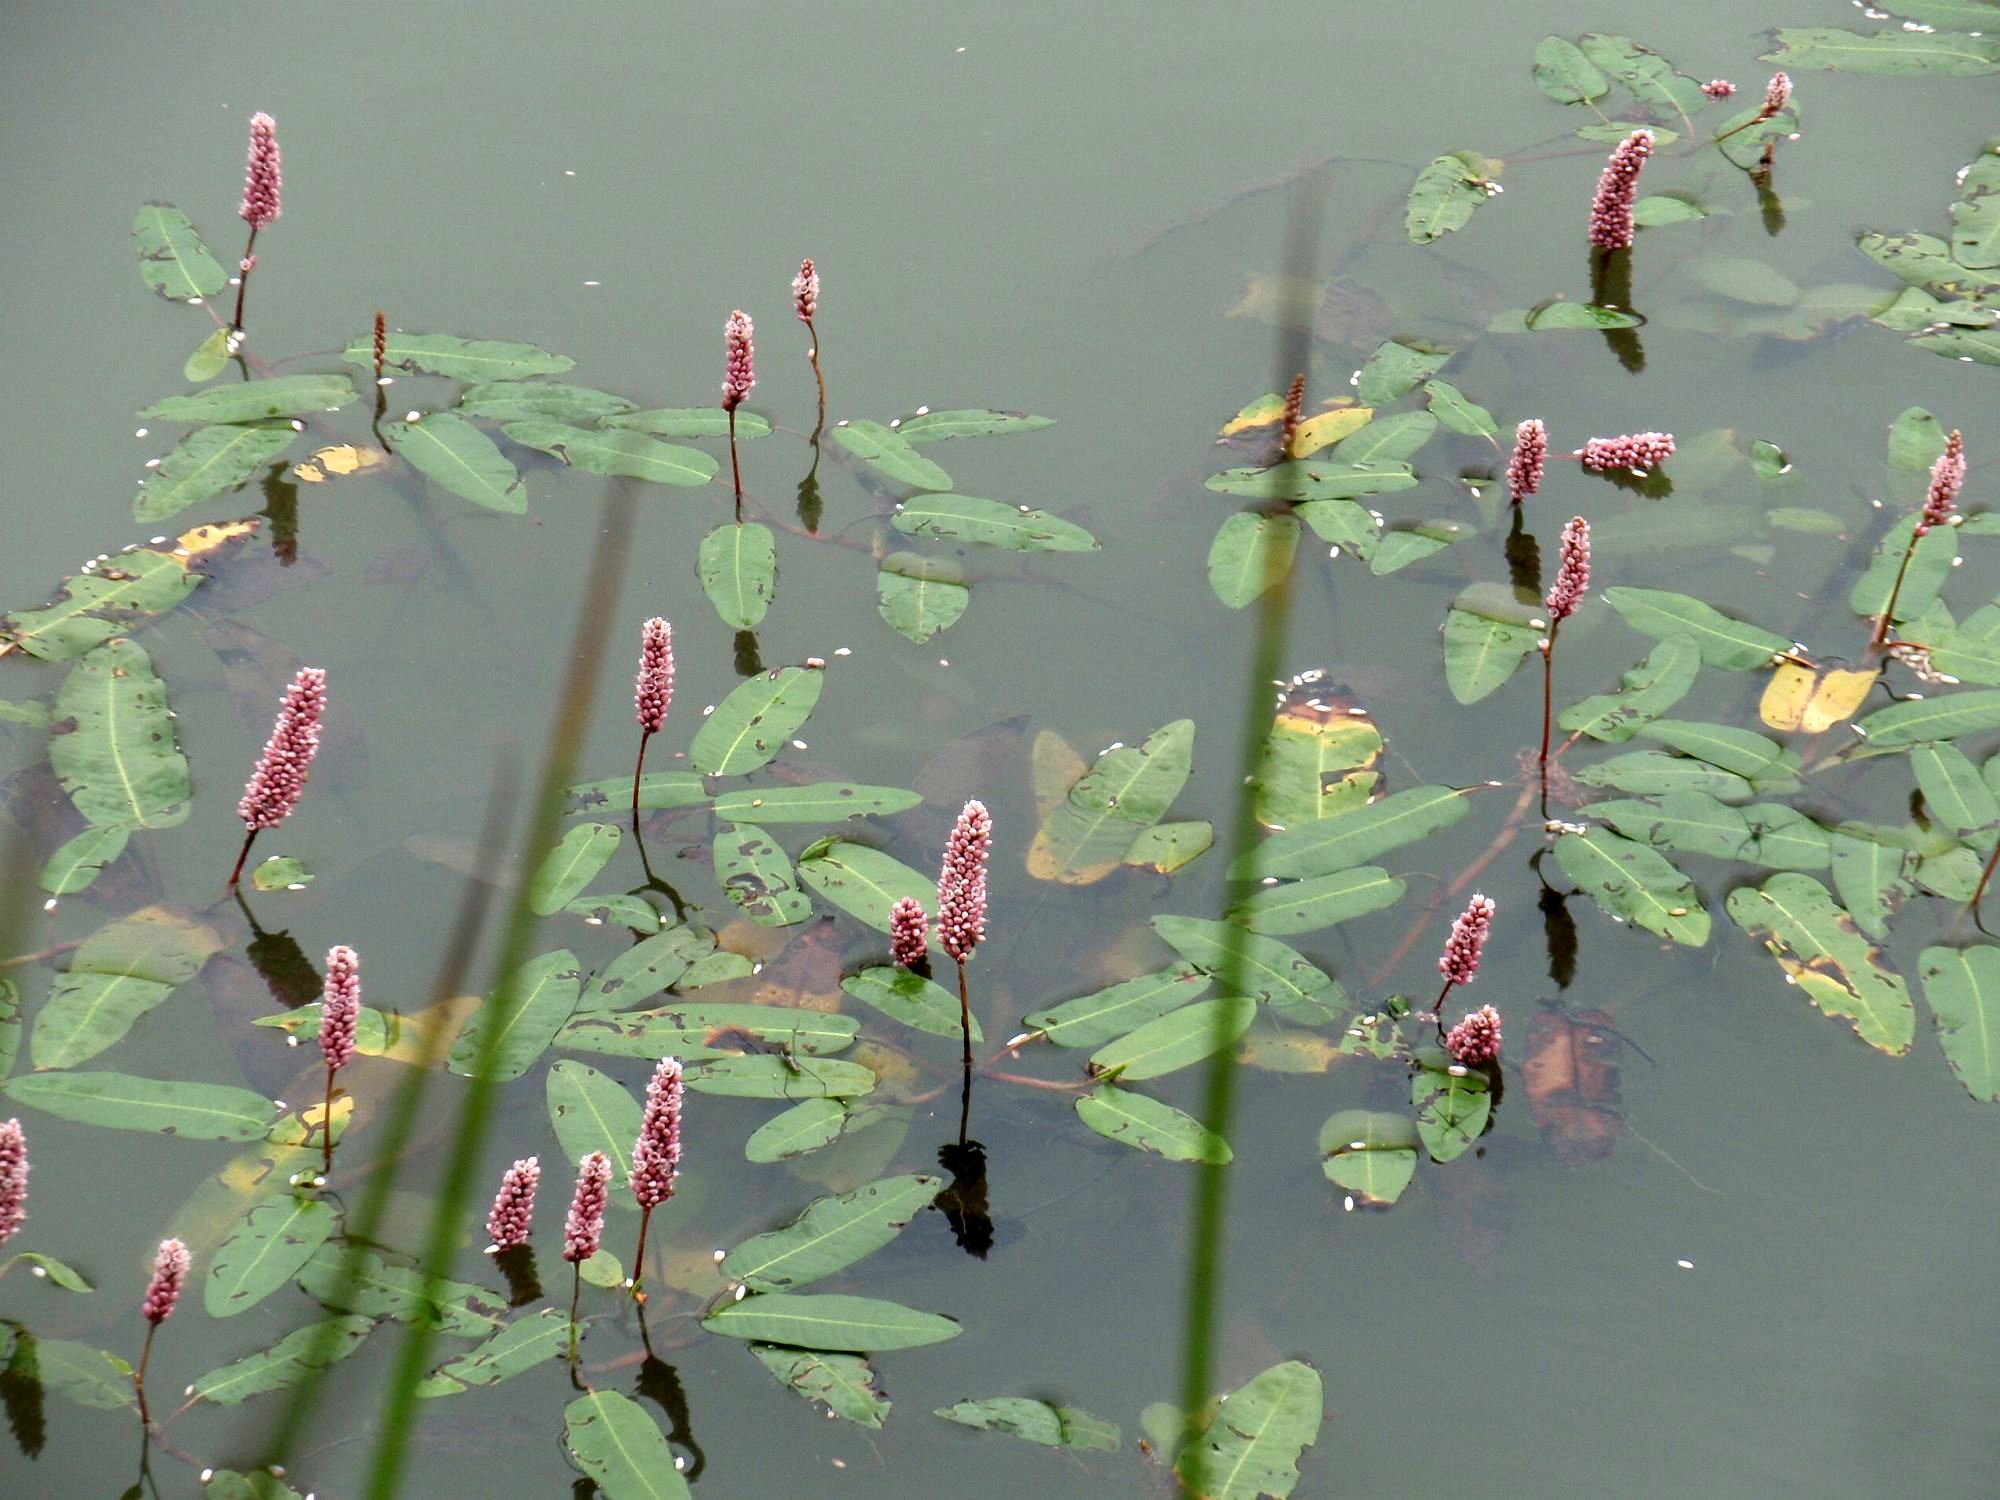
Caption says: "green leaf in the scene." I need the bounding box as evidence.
[351,332,575,381]
[893,494,1097,551]
[1918,946,2000,1100]
[3,1072,277,1139]
[530,823,620,915]
[1509,301,1645,331]
[0,978,18,1078]
[578,928,702,1010]
[1320,1110,1418,1206]
[1936,601,2000,683]
[1252,697,1381,829]
[1829,829,1914,939]
[205,1197,336,1317]
[1208,511,1299,609]
[1892,0,2000,28]
[1914,743,2000,832]
[1423,380,1496,437]
[603,407,772,439]
[1632,192,1712,226]
[562,1390,692,1500]
[135,422,297,521]
[753,1345,891,1426]
[686,1055,875,1099]
[1089,998,1257,1081]
[702,1292,960,1351]
[841,967,979,1039]
[251,855,312,892]
[1560,636,1702,742]
[711,784,921,824]
[1443,583,1543,705]
[37,1339,135,1409]
[384,413,523,512]
[1073,1085,1231,1163]
[1848,516,1956,622]
[133,203,226,300]
[1637,721,1791,780]
[1234,785,1471,880]
[898,409,1054,442]
[1764,27,2000,76]
[1369,520,1473,576]
[1856,690,2000,747]
[832,420,952,490]
[722,1174,940,1292]
[1742,804,1834,870]
[192,1316,373,1406]
[564,1001,856,1059]
[1952,143,2000,269]
[455,382,633,422]
[1913,325,2000,364]
[1575,751,1754,802]
[1727,874,1914,1053]
[1533,36,1610,104]
[1175,1359,1324,1500]
[420,1309,569,1396]
[1685,256,1799,306]
[1030,719,1195,883]
[1354,339,1451,405]
[1603,586,1791,671]
[296,1246,505,1336]
[204,1472,305,1500]
[935,1398,1121,1451]
[877,551,969,641]
[546,1059,642,1198]
[567,771,708,814]
[1577,33,1705,117]
[567,893,662,932]
[8,1252,91,1291]
[1149,918,1339,1021]
[1857,231,2000,302]
[1206,460,1417,501]
[1230,867,1405,936]
[48,640,191,831]
[1296,499,1381,556]
[746,1098,850,1162]
[1554,828,1710,944]
[1406,151,1500,244]
[39,823,131,896]
[140,376,358,423]
[503,421,716,485]
[1587,793,1753,862]
[690,667,824,775]
[697,522,776,630]
[1026,965,1211,1048]
[796,839,933,933]
[1413,1057,1492,1163]
[715,822,813,925]
[1125,819,1213,872]
[447,948,581,1080]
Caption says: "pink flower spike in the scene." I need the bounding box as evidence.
[1587,130,1653,251]
[722,310,755,411]
[1918,429,1965,534]
[143,1239,190,1324]
[1545,517,1592,624]
[487,1156,540,1252]
[1576,432,1675,473]
[1762,72,1792,119]
[635,617,673,733]
[563,1152,611,1263]
[937,800,992,963]
[1446,1004,1504,1066]
[0,1119,26,1248]
[630,1057,684,1210]
[239,112,282,228]
[889,896,929,970]
[793,259,819,324]
[1506,419,1547,503]
[318,945,360,1071]
[1702,79,1736,100]
[1438,894,1495,988]
[239,668,326,832]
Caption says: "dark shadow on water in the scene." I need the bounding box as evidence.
[934,1137,994,1262]
[259,462,300,567]
[0,1325,46,1459]
[234,887,324,1009]
[1589,248,1644,375]
[493,1246,542,1308]
[634,1355,704,1481]
[796,438,823,535]
[1504,506,1542,598]
[732,630,763,678]
[1538,877,1579,992]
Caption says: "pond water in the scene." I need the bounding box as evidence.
[4,2,1999,1496]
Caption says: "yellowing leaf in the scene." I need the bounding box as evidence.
[1221,393,1287,437]
[173,518,260,565]
[1238,1033,1344,1073]
[1290,405,1372,458]
[1030,729,1087,822]
[1760,663,1879,733]
[293,443,388,483]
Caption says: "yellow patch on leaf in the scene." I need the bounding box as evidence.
[1289,405,1372,458]
[173,517,260,565]
[293,443,388,483]
[1760,663,1879,733]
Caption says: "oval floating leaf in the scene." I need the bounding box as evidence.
[1231,867,1406,935]
[1176,1359,1324,1500]
[562,1390,692,1500]
[710,784,921,824]
[841,967,978,1039]
[753,1345,890,1427]
[205,1197,336,1317]
[447,949,582,1080]
[697,522,777,630]
[141,376,358,423]
[352,332,576,381]
[296,1246,504,1336]
[715,822,812,925]
[1406,151,1500,245]
[3,1072,277,1139]
[702,1292,960,1351]
[503,421,716,485]
[1603,586,1791,671]
[832,420,952,490]
[49,639,190,832]
[1026,964,1212,1048]
[877,551,969,642]
[898,409,1055,442]
[1856,690,2000,747]
[1918,946,2000,1100]
[384,413,523,512]
[191,1316,374,1406]
[1727,874,1913,1053]
[1150,918,1337,1016]
[1577,33,1705,116]
[691,668,823,776]
[36,1339,135,1410]
[456,382,634,422]
[136,423,297,521]
[1320,1109,1419,1206]
[421,1309,569,1395]
[133,204,226,300]
[1764,27,2000,76]
[722,1173,941,1292]
[1074,1085,1231,1163]
[1233,786,1471,880]
[1423,380,1497,438]
[1554,827,1709,945]
[1355,339,1452,405]
[546,1059,642,1196]
[1208,511,1299,609]
[796,840,932,933]
[935,1398,1120,1450]
[893,494,1097,551]
[1413,1057,1492,1163]
[578,928,703,1010]
[1089,998,1257,1081]
[685,1055,875,1098]
[530,824,620,915]
[1561,635,1701,742]
[33,905,223,1069]
[1533,36,1611,105]
[745,1098,850,1162]
[1912,742,1999,832]
[40,824,132,896]
[1444,583,1543,705]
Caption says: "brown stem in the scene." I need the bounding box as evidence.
[321,1064,336,1179]
[633,730,653,817]
[1871,532,1922,649]
[956,958,972,1072]
[231,225,260,331]
[134,1323,158,1427]
[728,409,743,523]
[227,828,259,889]
[1973,842,2000,914]
[805,317,825,424]
[1433,979,1455,1038]
[631,1203,654,1303]
[1539,630,1557,819]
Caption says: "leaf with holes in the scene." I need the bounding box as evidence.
[1320,1109,1419,1206]
[1150,918,1340,1021]
[48,640,192,830]
[191,1317,374,1406]
[420,1310,570,1397]
[529,824,620,915]
[205,1197,336,1317]
[753,1345,891,1427]
[1918,946,2000,1100]
[715,823,812,925]
[877,551,970,642]
[698,522,777,630]
[1727,874,1912,1053]
[1554,828,1709,944]
[1413,1057,1492,1163]
[690,668,823,775]
[841,967,980,1040]
[1175,1359,1324,1500]
[133,203,226,300]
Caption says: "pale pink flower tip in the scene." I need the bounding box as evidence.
[563,1152,612,1263]
[238,667,325,831]
[143,1238,190,1324]
[635,617,674,734]
[318,945,361,1071]
[1446,1004,1504,1066]
[630,1057,684,1210]
[1762,72,1792,118]
[793,259,819,324]
[722,310,755,411]
[1506,419,1547,503]
[1577,432,1675,474]
[938,800,992,963]
[1918,429,1965,535]
[487,1156,540,1252]
[1702,79,1736,100]
[1438,894,1495,988]
[1587,129,1653,251]
[889,896,929,970]
[0,1119,26,1248]
[239,112,282,229]
[1545,517,1592,624]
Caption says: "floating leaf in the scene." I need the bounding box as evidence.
[191,1316,373,1406]
[690,668,824,775]
[1231,867,1406,935]
[1028,719,1194,885]
[746,1098,850,1162]
[1849,517,1956,623]
[1089,998,1257,1081]
[136,422,296,521]
[898,409,1055,442]
[567,771,708,814]
[1074,1085,1231,1163]
[1917,946,2000,1100]
[1320,1110,1418,1206]
[1252,686,1380,829]
[351,332,575,381]
[1577,33,1705,118]
[1857,231,2000,302]
[877,551,969,642]
[562,1390,692,1500]
[1369,520,1473,576]
[1561,636,1701,741]
[205,1197,336,1317]
[546,1060,642,1197]
[832,420,952,490]
[893,494,1097,551]
[39,824,131,896]
[1575,751,1754,802]
[697,522,777,630]
[1637,721,1792,781]
[1632,193,1712,226]
[723,1173,940,1292]
[1206,460,1417,501]
[1603,587,1791,671]
[1124,820,1213,873]
[1554,828,1709,944]
[3,1072,277,1139]
[1935,601,2000,684]
[447,948,581,1080]
[1406,151,1500,245]
[455,382,633,422]
[1289,406,1374,459]
[752,1345,890,1427]
[36,1340,134,1410]
[715,822,812,925]
[1764,27,2000,76]
[384,413,523,512]
[46,639,191,832]
[567,893,662,933]
[1727,874,1913,1053]
[1234,786,1471,880]
[0,979,18,1078]
[420,1310,569,1396]
[1532,36,1610,105]
[1829,829,1915,940]
[702,1293,960,1351]
[1413,1057,1492,1163]
[1026,964,1212,1048]
[251,856,312,892]
[6,1253,90,1292]
[296,1247,504,1336]
[686,1055,875,1099]
[1509,301,1645,331]
[1355,340,1452,405]
[841,967,979,1039]
[1913,743,2000,832]
[1759,663,1879,733]
[564,1001,856,1060]
[530,823,620,915]
[1855,689,2000,747]
[578,928,702,1010]
[1150,918,1339,1019]
[133,203,226,300]
[141,376,358,423]
[1208,512,1299,609]
[503,421,716,485]
[602,408,772,439]
[935,1398,1121,1451]
[1443,583,1543,705]
[794,842,934,940]
[710,783,921,824]
[1951,144,2000,269]
[1423,380,1497,438]
[1175,1359,1323,1500]
[1913,326,2000,364]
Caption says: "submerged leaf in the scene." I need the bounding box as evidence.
[1028,719,1194,885]
[877,552,969,642]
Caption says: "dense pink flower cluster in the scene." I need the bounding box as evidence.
[1438,894,1495,988]
[890,896,929,969]
[144,1239,190,1324]
[722,310,755,411]
[239,112,282,228]
[318,945,360,1071]
[0,1119,25,1247]
[1702,79,1736,100]
[793,259,819,323]
[1918,430,1965,535]
[937,800,991,962]
[487,1156,540,1252]
[1506,419,1547,502]
[1577,432,1675,473]
[635,617,673,733]
[238,668,325,831]
[1281,373,1306,457]
[563,1152,611,1263]
[1546,517,1592,623]
[1446,1005,1504,1066]
[1587,130,1653,250]
[1762,72,1792,119]
[630,1057,684,1210]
